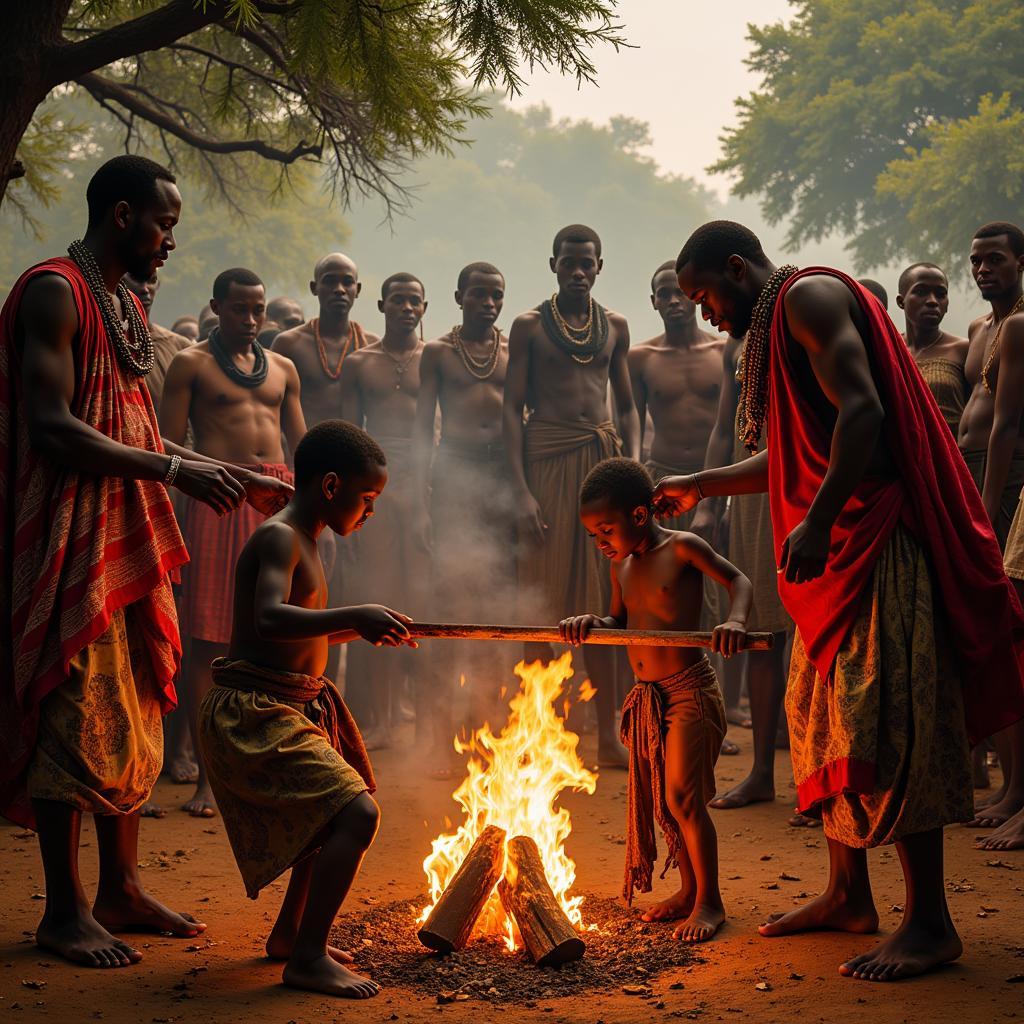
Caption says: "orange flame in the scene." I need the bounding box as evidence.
[578,678,597,703]
[419,653,598,950]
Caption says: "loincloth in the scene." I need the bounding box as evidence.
[619,657,725,902]
[960,448,1024,551]
[178,463,293,645]
[786,523,972,847]
[26,601,164,816]
[1004,490,1024,580]
[518,417,622,622]
[199,657,374,898]
[917,358,965,439]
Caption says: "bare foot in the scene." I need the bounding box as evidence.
[363,728,393,752]
[37,911,142,968]
[598,735,629,770]
[93,887,206,937]
[169,756,199,785]
[283,954,380,998]
[720,738,740,756]
[673,903,725,943]
[266,933,353,963]
[641,888,695,923]
[182,784,217,818]
[839,920,962,981]
[975,806,1024,850]
[974,780,1007,810]
[710,774,775,809]
[788,810,821,828]
[726,706,751,728]
[759,890,879,937]
[966,791,1023,828]
[140,801,166,818]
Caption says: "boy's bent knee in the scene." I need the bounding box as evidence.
[335,792,380,848]
[667,788,703,824]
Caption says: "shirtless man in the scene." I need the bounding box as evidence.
[414,262,511,768]
[160,267,306,816]
[172,315,200,342]
[504,224,640,767]
[895,263,968,437]
[341,273,429,747]
[958,222,1024,835]
[267,296,306,332]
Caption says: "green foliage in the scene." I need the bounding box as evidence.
[715,0,1024,273]
[11,0,624,214]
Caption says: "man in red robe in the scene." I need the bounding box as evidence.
[655,220,1024,982]
[0,155,291,969]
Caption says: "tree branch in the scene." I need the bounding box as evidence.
[77,70,322,164]
[53,0,223,86]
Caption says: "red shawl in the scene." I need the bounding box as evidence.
[0,258,189,827]
[767,267,1024,747]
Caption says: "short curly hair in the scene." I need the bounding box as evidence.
[579,457,654,512]
[676,220,767,275]
[294,420,386,488]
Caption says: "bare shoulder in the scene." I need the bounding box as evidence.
[1002,311,1024,348]
[511,307,541,330]
[357,326,381,346]
[785,272,849,312]
[249,517,300,561]
[271,322,312,354]
[941,332,970,364]
[424,332,454,352]
[627,337,657,367]
[19,272,77,328]
[606,309,629,330]
[266,347,298,371]
[968,313,990,340]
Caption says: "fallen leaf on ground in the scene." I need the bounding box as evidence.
[755,981,772,992]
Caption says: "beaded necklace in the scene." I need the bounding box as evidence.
[737,264,799,454]
[451,324,501,380]
[538,294,609,364]
[313,317,364,380]
[67,240,154,377]
[981,294,1024,394]
[208,326,269,388]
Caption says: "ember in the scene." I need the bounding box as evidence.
[418,653,597,960]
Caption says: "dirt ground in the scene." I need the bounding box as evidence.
[2,721,1023,1024]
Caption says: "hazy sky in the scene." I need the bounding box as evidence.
[509,1,794,194]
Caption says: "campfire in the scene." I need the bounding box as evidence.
[417,653,597,966]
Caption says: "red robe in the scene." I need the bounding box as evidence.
[0,258,189,828]
[767,267,1024,750]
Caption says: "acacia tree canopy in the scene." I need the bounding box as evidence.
[0,0,625,214]
[714,0,1024,274]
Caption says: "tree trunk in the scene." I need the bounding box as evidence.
[0,1,71,206]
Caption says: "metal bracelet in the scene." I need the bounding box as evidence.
[164,453,182,486]
[692,472,705,500]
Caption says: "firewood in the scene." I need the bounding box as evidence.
[498,835,585,967]
[410,622,773,651]
[418,825,507,953]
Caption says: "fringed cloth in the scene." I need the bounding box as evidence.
[178,462,293,645]
[787,524,972,847]
[960,448,1024,552]
[517,417,622,622]
[619,657,725,904]
[0,258,187,829]
[200,657,375,898]
[916,358,966,439]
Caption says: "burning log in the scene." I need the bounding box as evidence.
[418,825,507,953]
[498,835,586,967]
[410,622,773,651]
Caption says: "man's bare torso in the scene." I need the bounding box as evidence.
[431,330,508,444]
[520,307,627,423]
[632,333,723,467]
[182,343,291,464]
[346,341,424,439]
[958,313,1024,454]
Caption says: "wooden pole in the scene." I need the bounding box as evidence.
[498,835,585,967]
[418,825,507,954]
[410,622,774,651]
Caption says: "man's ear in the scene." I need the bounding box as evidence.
[896,294,906,311]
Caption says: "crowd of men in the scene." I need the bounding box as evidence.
[2,154,1024,984]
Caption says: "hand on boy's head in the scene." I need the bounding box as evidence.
[244,472,294,515]
[559,614,601,647]
[652,475,701,519]
[712,619,747,658]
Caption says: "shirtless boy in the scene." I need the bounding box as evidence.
[200,420,416,999]
[560,458,752,943]
[341,273,429,746]
[160,267,306,815]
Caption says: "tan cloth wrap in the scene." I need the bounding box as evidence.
[961,448,1024,551]
[917,358,966,439]
[1004,489,1024,580]
[619,657,725,903]
[26,604,163,815]
[199,658,373,898]
[786,524,972,847]
[517,417,622,622]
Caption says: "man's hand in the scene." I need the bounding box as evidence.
[712,619,747,658]
[689,504,717,543]
[242,471,294,515]
[173,460,246,516]
[559,613,603,647]
[517,490,547,546]
[349,605,418,648]
[653,475,702,520]
[779,517,831,583]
